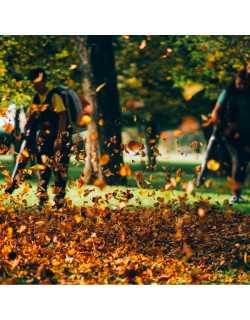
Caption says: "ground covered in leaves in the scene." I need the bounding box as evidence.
[0,193,250,285]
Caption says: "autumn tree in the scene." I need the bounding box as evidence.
[89,36,126,185]
[76,35,103,185]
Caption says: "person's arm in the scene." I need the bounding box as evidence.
[211,89,227,124]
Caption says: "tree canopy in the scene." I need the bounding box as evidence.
[1,35,250,125]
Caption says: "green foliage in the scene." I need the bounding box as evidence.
[115,35,250,127]
[1,35,250,122]
[0,35,80,109]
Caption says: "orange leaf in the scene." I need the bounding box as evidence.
[119,164,132,177]
[33,72,44,83]
[94,178,106,190]
[2,123,14,133]
[74,215,84,224]
[127,141,143,152]
[99,154,110,166]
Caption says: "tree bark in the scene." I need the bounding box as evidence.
[144,114,159,171]
[76,36,103,184]
[89,36,126,185]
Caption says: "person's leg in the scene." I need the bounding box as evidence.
[36,151,52,207]
[36,134,53,207]
[53,133,72,208]
[225,141,247,202]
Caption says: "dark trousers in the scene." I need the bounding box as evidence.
[224,139,250,185]
[36,131,72,203]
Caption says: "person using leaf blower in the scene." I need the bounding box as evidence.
[198,69,250,205]
[5,68,73,209]
[196,103,229,187]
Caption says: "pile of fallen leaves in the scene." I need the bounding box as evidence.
[0,194,249,284]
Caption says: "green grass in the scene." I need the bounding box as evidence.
[1,155,250,213]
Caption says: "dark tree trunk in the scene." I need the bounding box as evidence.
[144,114,159,171]
[89,36,126,185]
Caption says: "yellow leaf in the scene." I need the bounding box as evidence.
[207,159,220,171]
[74,215,83,224]
[45,235,51,242]
[68,248,75,256]
[98,203,107,211]
[7,227,13,238]
[69,64,78,70]
[23,183,30,193]
[30,164,46,171]
[78,115,92,126]
[182,83,204,101]
[244,252,248,264]
[126,77,141,88]
[22,148,29,158]
[35,220,45,226]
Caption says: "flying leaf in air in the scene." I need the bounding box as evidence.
[119,164,132,177]
[207,159,220,171]
[99,154,110,166]
[127,141,143,152]
[29,164,46,171]
[182,83,204,101]
[139,39,147,50]
[94,178,106,190]
[2,123,14,133]
[69,64,78,70]
[96,83,106,92]
[22,148,29,158]
[78,115,92,126]
[33,72,44,83]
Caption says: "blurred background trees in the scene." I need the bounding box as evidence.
[1,35,250,180]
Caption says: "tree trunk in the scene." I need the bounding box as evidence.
[144,114,159,171]
[76,36,103,184]
[89,36,126,185]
